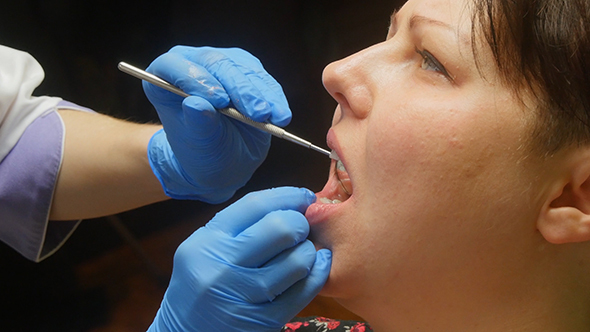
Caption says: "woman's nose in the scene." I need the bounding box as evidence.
[322,44,382,120]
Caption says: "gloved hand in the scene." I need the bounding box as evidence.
[148,187,332,332]
[143,46,292,203]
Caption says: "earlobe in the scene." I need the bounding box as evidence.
[538,153,590,244]
[538,206,590,244]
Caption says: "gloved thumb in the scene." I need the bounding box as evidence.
[181,95,226,139]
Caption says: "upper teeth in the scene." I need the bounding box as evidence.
[335,160,352,196]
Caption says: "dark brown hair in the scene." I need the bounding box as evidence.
[472,0,590,155]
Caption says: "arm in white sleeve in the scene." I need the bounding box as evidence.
[0,45,62,161]
[0,45,168,261]
[0,45,68,261]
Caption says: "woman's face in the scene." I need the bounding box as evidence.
[305,0,553,323]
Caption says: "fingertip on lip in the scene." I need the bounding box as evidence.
[304,188,317,204]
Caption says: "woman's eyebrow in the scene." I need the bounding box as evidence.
[409,13,470,47]
[390,9,469,47]
[409,14,453,31]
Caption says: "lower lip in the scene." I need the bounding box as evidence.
[305,201,334,226]
[306,192,351,226]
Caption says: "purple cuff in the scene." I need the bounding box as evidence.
[0,101,92,262]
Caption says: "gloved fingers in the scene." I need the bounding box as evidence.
[169,46,266,79]
[172,46,292,127]
[222,62,291,127]
[233,240,317,304]
[232,210,310,267]
[238,68,292,127]
[267,248,332,319]
[146,52,230,109]
[209,58,286,125]
[182,95,273,156]
[258,240,318,301]
[206,187,316,237]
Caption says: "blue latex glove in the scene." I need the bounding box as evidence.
[143,46,292,203]
[148,187,332,332]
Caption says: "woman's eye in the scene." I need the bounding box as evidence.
[420,52,439,71]
[415,48,454,82]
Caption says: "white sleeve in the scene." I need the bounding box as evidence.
[0,45,62,161]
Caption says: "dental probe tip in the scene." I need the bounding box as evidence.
[329,150,340,161]
[310,144,340,161]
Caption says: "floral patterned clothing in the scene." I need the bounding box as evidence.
[282,317,372,332]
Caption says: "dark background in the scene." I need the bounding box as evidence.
[0,1,401,330]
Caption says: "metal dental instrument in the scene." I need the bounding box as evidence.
[118,61,336,159]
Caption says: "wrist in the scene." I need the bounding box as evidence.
[147,130,235,203]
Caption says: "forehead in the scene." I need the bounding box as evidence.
[399,0,473,33]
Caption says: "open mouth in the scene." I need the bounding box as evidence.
[318,151,353,204]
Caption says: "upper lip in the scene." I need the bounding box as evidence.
[326,128,340,157]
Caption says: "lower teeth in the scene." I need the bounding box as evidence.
[320,197,342,204]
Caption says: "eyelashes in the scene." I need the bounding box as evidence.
[415,47,455,83]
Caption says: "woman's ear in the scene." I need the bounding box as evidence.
[538,151,590,244]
